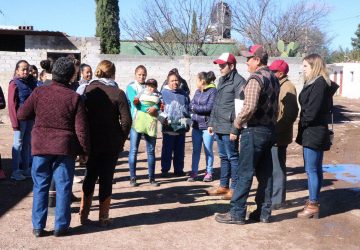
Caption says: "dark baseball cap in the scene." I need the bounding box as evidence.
[241,44,268,59]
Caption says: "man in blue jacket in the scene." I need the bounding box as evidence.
[207,53,246,200]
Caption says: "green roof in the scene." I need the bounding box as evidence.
[119,41,238,56]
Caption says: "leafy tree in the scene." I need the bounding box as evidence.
[351,24,360,50]
[95,0,120,54]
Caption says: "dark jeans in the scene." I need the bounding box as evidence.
[31,155,75,231]
[230,126,275,220]
[271,145,287,206]
[82,152,118,202]
[161,133,185,174]
[215,133,239,190]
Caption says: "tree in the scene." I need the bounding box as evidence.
[95,0,120,54]
[351,24,360,50]
[121,0,216,57]
[229,0,330,56]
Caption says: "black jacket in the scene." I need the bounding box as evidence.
[296,76,339,151]
[209,69,246,135]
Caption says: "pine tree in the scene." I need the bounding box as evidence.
[95,0,120,54]
[351,24,360,51]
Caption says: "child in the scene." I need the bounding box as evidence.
[133,78,162,137]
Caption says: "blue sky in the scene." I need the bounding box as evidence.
[0,0,359,50]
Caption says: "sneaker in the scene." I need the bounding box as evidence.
[160,172,169,178]
[0,169,6,180]
[10,172,26,181]
[174,171,186,177]
[149,178,160,187]
[203,173,213,182]
[187,172,198,182]
[22,168,32,178]
[130,178,138,187]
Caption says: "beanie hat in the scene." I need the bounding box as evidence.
[51,57,75,84]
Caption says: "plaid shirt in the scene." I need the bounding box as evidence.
[234,78,261,128]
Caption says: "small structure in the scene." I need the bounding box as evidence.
[328,63,360,99]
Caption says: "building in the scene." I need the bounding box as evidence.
[328,63,360,99]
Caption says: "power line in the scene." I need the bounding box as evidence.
[333,14,360,22]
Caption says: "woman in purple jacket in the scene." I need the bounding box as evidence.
[188,71,217,182]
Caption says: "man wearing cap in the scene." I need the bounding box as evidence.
[215,45,279,224]
[207,53,246,200]
[269,60,298,210]
[17,57,90,237]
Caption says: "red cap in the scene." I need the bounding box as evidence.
[269,60,289,74]
[213,53,237,65]
[241,44,267,58]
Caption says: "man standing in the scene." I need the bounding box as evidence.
[207,53,246,200]
[215,45,279,224]
[269,60,299,209]
[17,57,90,237]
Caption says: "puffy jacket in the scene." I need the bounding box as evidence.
[296,76,339,151]
[190,83,217,130]
[208,69,246,135]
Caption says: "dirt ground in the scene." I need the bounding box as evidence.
[0,96,359,250]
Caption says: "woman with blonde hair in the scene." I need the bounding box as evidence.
[78,60,132,226]
[296,54,338,219]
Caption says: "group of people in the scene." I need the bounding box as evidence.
[0,43,338,237]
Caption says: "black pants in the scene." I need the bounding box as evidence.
[82,152,118,202]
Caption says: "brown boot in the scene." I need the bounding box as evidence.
[79,192,93,225]
[297,200,320,219]
[99,197,112,227]
[221,189,233,200]
[206,186,230,196]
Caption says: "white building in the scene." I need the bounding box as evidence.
[328,63,360,99]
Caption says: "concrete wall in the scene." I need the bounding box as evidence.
[0,33,304,102]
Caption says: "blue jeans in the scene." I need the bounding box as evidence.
[161,133,185,173]
[215,133,239,190]
[128,128,157,179]
[191,128,214,174]
[271,145,287,206]
[303,147,324,202]
[12,120,33,175]
[31,155,75,231]
[230,126,275,220]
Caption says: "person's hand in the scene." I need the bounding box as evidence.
[230,133,238,141]
[233,121,241,129]
[133,97,140,105]
[208,127,214,135]
[147,106,158,117]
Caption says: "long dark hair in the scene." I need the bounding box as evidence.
[198,71,216,84]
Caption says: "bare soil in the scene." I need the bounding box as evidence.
[0,96,359,250]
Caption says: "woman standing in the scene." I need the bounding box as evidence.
[296,54,338,219]
[79,60,132,227]
[188,71,217,182]
[78,64,93,85]
[160,70,190,177]
[126,65,160,187]
[8,60,37,181]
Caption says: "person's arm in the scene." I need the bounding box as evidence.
[118,90,132,141]
[0,86,6,109]
[17,89,37,121]
[301,80,326,126]
[74,97,90,155]
[8,82,19,130]
[277,83,298,127]
[192,89,217,114]
[234,79,261,129]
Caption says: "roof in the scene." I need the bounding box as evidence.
[120,40,239,56]
[0,27,66,37]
